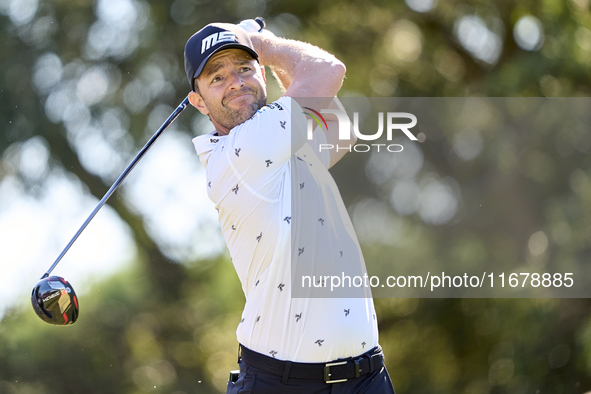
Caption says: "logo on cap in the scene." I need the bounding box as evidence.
[201,32,237,54]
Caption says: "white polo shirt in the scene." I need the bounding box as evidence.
[192,96,378,363]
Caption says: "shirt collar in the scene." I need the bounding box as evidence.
[192,130,225,168]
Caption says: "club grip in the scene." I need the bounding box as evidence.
[255,17,265,31]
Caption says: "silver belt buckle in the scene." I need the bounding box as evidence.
[324,361,348,383]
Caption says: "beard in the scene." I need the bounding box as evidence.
[206,87,267,131]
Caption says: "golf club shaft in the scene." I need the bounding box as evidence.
[41,96,191,279]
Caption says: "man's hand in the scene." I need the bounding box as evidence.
[237,18,265,33]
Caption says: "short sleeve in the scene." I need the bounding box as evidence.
[307,126,331,169]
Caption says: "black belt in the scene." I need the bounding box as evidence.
[239,344,385,383]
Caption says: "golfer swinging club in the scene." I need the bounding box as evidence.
[184,19,395,393]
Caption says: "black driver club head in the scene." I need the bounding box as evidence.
[31,276,79,325]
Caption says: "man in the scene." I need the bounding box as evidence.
[184,21,395,393]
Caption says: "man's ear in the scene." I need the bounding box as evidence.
[188,90,209,116]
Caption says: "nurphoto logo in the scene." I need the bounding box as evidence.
[305,108,418,153]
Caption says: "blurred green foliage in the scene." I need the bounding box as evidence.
[1,0,591,393]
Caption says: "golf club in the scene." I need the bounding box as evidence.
[31,17,266,326]
[31,96,190,325]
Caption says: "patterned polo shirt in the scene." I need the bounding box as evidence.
[192,96,378,363]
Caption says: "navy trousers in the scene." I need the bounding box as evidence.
[226,350,395,394]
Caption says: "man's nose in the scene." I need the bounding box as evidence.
[228,71,245,89]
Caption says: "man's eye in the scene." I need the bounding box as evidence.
[212,76,222,83]
[239,67,251,72]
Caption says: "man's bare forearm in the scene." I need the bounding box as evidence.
[250,33,346,98]
[270,67,291,92]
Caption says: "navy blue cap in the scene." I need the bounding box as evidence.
[184,23,259,92]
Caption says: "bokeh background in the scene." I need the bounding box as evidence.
[1,0,591,393]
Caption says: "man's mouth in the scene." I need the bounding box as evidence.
[224,90,254,105]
